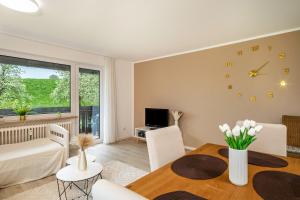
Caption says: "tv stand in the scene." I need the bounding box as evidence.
[134,126,160,140]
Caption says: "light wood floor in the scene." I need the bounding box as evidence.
[0,138,149,199]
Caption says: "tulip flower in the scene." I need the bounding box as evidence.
[254,125,263,132]
[219,123,230,133]
[219,119,263,150]
[243,119,251,128]
[232,125,241,137]
[226,130,232,137]
[248,128,256,136]
[250,120,256,127]
[240,126,246,133]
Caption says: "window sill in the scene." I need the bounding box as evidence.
[0,114,78,128]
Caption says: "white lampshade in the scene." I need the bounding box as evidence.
[0,0,39,13]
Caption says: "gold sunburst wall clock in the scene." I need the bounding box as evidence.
[224,44,289,102]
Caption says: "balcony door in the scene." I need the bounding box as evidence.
[78,68,100,138]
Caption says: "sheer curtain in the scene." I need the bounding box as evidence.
[103,57,117,144]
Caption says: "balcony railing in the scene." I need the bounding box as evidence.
[79,106,100,138]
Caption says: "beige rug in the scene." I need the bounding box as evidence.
[4,160,148,200]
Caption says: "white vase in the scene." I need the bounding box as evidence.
[78,149,87,171]
[229,147,248,186]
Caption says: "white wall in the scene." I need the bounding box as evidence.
[115,59,134,140]
[0,33,105,66]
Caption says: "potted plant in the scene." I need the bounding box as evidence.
[14,103,31,122]
[57,112,62,118]
[219,120,263,186]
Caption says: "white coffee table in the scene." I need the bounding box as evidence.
[56,162,103,200]
[66,154,96,165]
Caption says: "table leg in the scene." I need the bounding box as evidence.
[62,181,68,200]
[85,179,89,199]
[56,179,72,200]
[56,179,62,200]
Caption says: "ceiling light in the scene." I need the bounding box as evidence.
[0,0,39,13]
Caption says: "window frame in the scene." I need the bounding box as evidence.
[0,50,75,121]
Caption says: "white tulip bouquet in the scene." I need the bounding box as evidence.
[219,120,263,150]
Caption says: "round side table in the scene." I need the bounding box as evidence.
[56,162,103,200]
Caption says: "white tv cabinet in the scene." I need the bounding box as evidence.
[134,127,159,140]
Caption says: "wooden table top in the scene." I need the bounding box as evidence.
[127,143,300,200]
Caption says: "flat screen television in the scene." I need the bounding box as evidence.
[145,108,169,128]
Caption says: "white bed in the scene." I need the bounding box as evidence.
[0,124,69,188]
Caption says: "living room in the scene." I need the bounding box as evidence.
[0,1,300,200]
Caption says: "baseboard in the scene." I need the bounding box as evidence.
[117,134,132,141]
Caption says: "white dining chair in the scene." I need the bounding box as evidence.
[146,125,186,171]
[237,121,287,156]
[92,179,148,200]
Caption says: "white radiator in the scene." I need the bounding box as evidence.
[0,122,71,145]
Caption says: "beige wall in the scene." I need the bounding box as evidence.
[134,31,300,147]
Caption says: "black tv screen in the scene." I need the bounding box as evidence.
[145,108,169,127]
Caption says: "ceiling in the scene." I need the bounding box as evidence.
[0,0,300,61]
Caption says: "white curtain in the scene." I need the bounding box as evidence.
[103,57,117,144]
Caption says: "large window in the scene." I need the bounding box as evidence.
[0,55,71,116]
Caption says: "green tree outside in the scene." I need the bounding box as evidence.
[0,64,100,111]
[0,64,27,109]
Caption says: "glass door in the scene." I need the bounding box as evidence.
[79,68,100,138]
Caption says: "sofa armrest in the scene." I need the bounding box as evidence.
[46,124,69,159]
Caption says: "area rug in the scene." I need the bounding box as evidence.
[4,160,148,200]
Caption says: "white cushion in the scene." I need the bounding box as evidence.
[146,126,185,171]
[236,122,287,156]
[92,179,147,200]
[0,138,62,161]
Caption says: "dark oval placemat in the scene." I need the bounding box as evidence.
[218,148,288,168]
[154,191,207,200]
[253,171,300,200]
[171,154,227,180]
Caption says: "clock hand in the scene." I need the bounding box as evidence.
[249,61,269,78]
[255,61,269,73]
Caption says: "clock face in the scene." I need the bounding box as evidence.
[224,44,289,102]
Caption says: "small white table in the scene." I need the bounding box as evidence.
[56,162,103,200]
[66,154,97,165]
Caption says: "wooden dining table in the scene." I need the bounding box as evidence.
[127,143,300,200]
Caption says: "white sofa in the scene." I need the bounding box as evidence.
[237,122,287,156]
[0,124,69,188]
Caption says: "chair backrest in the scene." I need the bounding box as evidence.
[237,121,287,156]
[146,126,185,171]
[92,179,148,200]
